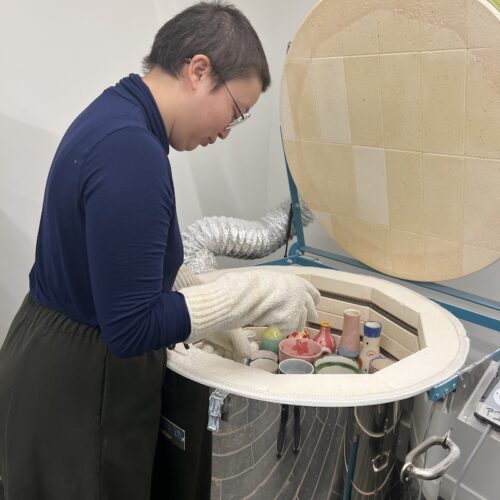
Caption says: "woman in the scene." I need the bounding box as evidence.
[0,2,320,499]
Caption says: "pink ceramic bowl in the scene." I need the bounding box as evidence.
[279,338,323,364]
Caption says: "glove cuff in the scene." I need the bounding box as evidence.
[172,265,202,292]
[180,282,234,342]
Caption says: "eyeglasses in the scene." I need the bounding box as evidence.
[220,79,251,129]
[185,58,251,129]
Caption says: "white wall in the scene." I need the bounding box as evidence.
[0,0,179,341]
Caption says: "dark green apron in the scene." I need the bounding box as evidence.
[0,294,165,500]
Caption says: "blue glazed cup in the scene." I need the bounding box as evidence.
[278,358,314,375]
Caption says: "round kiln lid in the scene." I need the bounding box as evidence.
[280,0,500,281]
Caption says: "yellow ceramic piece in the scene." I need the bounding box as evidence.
[281,0,500,281]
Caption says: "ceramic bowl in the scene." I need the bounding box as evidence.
[249,358,278,373]
[249,349,278,363]
[314,355,361,374]
[278,358,314,375]
[369,356,395,373]
[278,338,323,364]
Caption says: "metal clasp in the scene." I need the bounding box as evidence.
[207,389,231,432]
[372,451,390,473]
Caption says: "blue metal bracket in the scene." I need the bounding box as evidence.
[288,241,303,258]
[427,377,460,402]
[427,348,500,401]
[433,302,500,332]
[282,132,306,251]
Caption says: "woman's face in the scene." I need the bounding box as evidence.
[170,61,262,151]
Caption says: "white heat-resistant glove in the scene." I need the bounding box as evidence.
[180,270,320,344]
[172,264,202,291]
[197,329,253,364]
[172,265,251,362]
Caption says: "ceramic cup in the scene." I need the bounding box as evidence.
[278,358,314,375]
[279,337,323,364]
[249,349,278,363]
[240,329,260,356]
[249,357,278,373]
[242,329,257,340]
[249,341,260,356]
[368,356,395,374]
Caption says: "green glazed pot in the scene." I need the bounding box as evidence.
[260,325,285,354]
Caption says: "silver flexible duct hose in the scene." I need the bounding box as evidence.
[183,199,314,274]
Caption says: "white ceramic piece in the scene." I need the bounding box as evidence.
[249,358,278,373]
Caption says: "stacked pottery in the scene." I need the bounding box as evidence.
[246,327,283,373]
[311,310,363,374]
[249,350,279,373]
[248,314,393,375]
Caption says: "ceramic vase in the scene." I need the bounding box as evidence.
[359,321,382,373]
[312,321,335,354]
[260,325,285,354]
[337,309,361,359]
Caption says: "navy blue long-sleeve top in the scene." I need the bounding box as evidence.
[29,74,191,357]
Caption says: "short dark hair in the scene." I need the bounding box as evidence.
[142,1,271,91]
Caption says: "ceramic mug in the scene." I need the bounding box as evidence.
[278,358,314,375]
